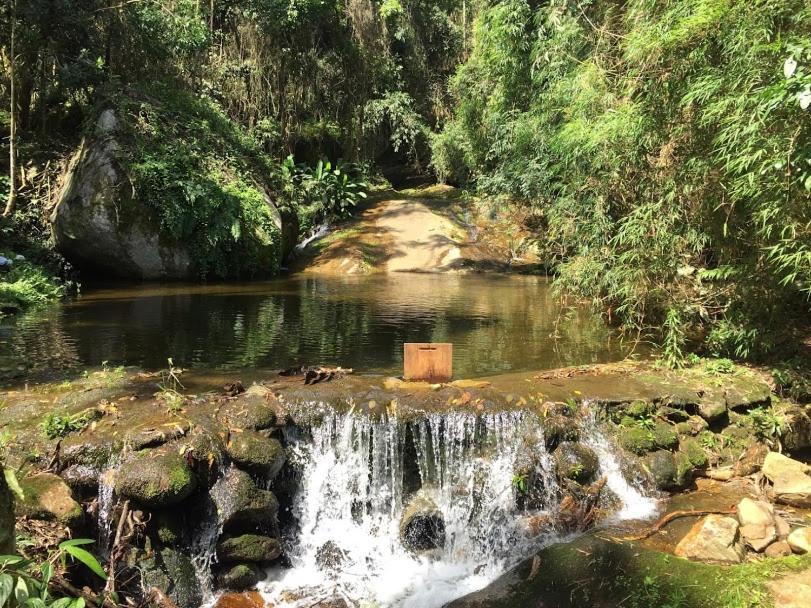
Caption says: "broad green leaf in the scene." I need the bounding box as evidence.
[0,573,13,607]
[62,546,107,580]
[0,555,24,566]
[57,539,95,549]
[15,576,29,604]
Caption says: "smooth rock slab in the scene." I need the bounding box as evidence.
[114,452,197,507]
[674,515,745,564]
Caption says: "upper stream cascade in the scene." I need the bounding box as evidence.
[244,407,659,608]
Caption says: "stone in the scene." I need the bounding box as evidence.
[762,452,811,507]
[697,393,727,422]
[17,473,83,527]
[219,393,277,431]
[226,431,285,478]
[1,467,15,554]
[315,541,349,571]
[725,377,771,411]
[768,568,811,608]
[652,422,679,450]
[705,467,734,481]
[160,547,203,608]
[153,510,185,546]
[788,528,811,554]
[216,563,262,591]
[217,534,282,563]
[645,450,677,491]
[775,515,791,539]
[542,415,580,450]
[781,405,811,451]
[60,464,100,492]
[764,540,793,558]
[210,466,279,533]
[739,523,777,552]
[213,592,266,608]
[114,451,197,507]
[674,515,745,564]
[399,492,446,553]
[736,498,775,528]
[552,442,599,484]
[619,427,655,455]
[732,443,769,477]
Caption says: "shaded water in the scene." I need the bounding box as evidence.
[0,274,639,382]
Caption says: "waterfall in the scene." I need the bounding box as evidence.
[259,409,639,608]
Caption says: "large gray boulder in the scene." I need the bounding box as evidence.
[51,110,192,279]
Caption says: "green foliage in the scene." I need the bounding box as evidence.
[124,86,283,278]
[40,412,93,440]
[746,406,785,441]
[437,0,811,360]
[0,256,65,313]
[0,539,105,608]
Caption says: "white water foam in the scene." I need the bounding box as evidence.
[258,409,657,608]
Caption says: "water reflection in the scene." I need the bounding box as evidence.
[1,274,640,382]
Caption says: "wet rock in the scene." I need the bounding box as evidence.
[1,467,15,554]
[762,452,811,507]
[213,592,266,608]
[217,534,282,563]
[764,540,793,558]
[399,492,446,552]
[60,464,100,492]
[315,540,349,571]
[645,450,677,491]
[60,435,117,469]
[16,473,83,528]
[210,466,279,533]
[557,477,606,532]
[160,547,203,608]
[732,443,768,477]
[216,563,262,590]
[114,451,197,507]
[725,377,771,411]
[788,528,811,554]
[674,515,745,564]
[553,442,598,484]
[542,415,580,450]
[626,400,653,417]
[619,427,655,455]
[219,391,277,430]
[226,431,285,478]
[152,510,185,546]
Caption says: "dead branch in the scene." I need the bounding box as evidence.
[614,508,736,542]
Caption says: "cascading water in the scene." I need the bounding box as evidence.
[258,408,658,608]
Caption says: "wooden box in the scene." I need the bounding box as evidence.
[404,343,453,382]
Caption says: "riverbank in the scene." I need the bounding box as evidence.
[2,357,810,607]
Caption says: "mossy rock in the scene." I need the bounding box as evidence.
[152,510,185,546]
[626,400,653,418]
[553,442,599,484]
[140,547,202,608]
[216,534,282,563]
[16,473,83,528]
[114,451,197,507]
[219,393,277,431]
[655,405,690,423]
[652,422,678,450]
[674,452,696,488]
[542,415,580,450]
[682,438,709,469]
[644,450,677,491]
[619,427,655,455]
[725,377,771,411]
[210,466,279,533]
[226,431,285,478]
[216,563,262,590]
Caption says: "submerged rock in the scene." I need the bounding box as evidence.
[16,473,83,528]
[114,451,197,507]
[226,431,285,478]
[315,540,349,571]
[210,466,279,533]
[399,492,446,553]
[217,534,282,563]
[674,515,745,564]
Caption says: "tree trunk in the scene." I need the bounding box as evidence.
[3,0,18,218]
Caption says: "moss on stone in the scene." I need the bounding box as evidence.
[114,451,197,507]
[626,400,653,418]
[216,534,282,563]
[683,438,709,469]
[652,421,679,450]
[619,427,655,455]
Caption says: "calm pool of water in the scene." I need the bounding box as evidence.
[1,274,641,383]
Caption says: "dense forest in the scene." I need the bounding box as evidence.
[1,0,809,362]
